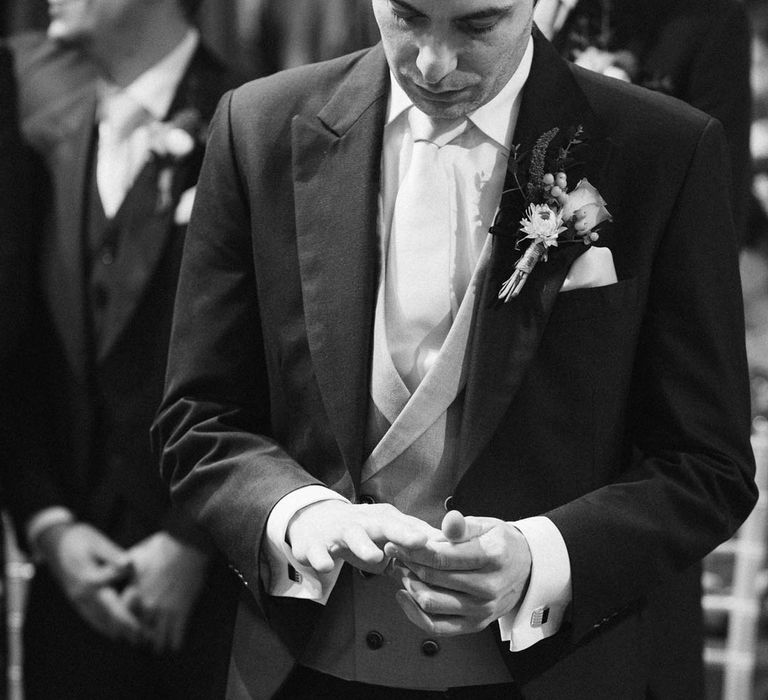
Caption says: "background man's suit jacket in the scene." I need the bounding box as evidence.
[6,33,242,696]
[0,45,33,467]
[155,32,757,699]
[554,0,753,243]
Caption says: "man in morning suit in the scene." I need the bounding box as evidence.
[154,0,757,697]
[6,0,242,696]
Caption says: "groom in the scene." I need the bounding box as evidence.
[154,1,756,697]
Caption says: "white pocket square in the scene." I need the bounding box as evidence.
[174,186,196,225]
[560,246,618,292]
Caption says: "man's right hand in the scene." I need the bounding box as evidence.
[286,500,441,575]
[37,522,142,644]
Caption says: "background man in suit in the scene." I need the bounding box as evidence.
[154,0,756,697]
[6,0,242,697]
[535,0,753,245]
[0,44,33,692]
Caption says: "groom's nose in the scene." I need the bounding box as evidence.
[415,37,458,85]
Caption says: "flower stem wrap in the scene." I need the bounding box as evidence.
[498,241,547,301]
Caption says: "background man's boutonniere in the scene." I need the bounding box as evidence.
[147,107,207,215]
[492,125,612,301]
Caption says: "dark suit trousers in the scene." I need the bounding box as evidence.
[275,665,522,700]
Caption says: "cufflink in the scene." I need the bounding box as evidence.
[530,606,550,628]
[288,564,303,584]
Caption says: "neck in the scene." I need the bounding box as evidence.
[89,8,191,87]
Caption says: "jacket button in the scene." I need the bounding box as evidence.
[365,631,384,650]
[100,248,115,265]
[443,496,455,512]
[359,494,376,505]
[421,639,440,656]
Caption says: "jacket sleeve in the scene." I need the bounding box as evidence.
[152,90,323,601]
[547,117,757,642]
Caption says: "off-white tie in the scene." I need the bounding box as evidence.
[387,107,467,391]
[97,91,150,218]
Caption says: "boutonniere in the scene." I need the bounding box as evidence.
[147,107,207,214]
[491,125,612,301]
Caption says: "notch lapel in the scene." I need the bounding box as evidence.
[40,94,96,381]
[292,46,389,486]
[458,32,614,471]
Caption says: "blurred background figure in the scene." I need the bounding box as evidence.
[259,0,378,71]
[4,0,242,698]
[534,0,753,245]
[0,42,34,700]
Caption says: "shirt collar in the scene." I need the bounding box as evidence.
[99,28,199,122]
[386,35,534,150]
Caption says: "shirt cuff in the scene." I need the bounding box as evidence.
[264,485,349,603]
[497,516,571,651]
[26,507,76,561]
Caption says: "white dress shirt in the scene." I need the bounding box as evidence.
[265,37,572,651]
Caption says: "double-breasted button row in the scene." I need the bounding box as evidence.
[364,631,440,657]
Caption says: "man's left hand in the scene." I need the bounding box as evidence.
[384,511,532,636]
[120,532,210,654]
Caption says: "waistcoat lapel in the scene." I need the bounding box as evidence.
[92,155,179,362]
[363,237,492,481]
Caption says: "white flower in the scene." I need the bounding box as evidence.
[164,127,196,158]
[174,187,196,225]
[148,123,196,159]
[561,178,612,231]
[520,203,566,248]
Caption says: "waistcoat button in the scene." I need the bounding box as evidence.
[421,639,440,656]
[366,631,384,650]
[359,494,376,505]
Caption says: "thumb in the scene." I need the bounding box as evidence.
[441,511,503,543]
[441,510,470,542]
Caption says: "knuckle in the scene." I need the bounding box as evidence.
[415,592,437,614]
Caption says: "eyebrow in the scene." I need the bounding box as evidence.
[391,0,516,21]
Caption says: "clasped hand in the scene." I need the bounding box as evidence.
[40,524,209,653]
[287,503,532,635]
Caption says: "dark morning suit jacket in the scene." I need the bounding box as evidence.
[155,30,757,699]
[7,33,242,698]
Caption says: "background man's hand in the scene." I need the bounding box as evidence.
[120,531,210,655]
[287,500,441,575]
[37,521,141,644]
[384,511,532,636]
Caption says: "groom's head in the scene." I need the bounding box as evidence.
[372,0,534,120]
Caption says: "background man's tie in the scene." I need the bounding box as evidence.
[387,107,467,390]
[97,91,150,218]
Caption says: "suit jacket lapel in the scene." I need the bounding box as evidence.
[293,45,389,487]
[458,31,614,471]
[95,45,225,362]
[41,94,96,381]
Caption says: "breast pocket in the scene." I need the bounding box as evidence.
[552,276,639,323]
